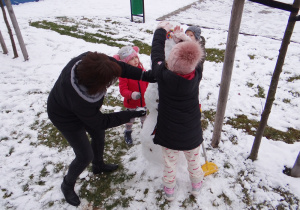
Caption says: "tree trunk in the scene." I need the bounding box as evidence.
[211,0,245,148]
[0,29,8,54]
[248,0,299,161]
[0,0,18,58]
[291,152,300,177]
[3,0,29,60]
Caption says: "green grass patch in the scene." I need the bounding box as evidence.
[30,20,125,48]
[246,82,254,88]
[40,165,50,178]
[282,98,291,104]
[237,170,252,206]
[205,48,225,63]
[79,171,136,208]
[30,119,69,152]
[272,187,300,207]
[201,109,216,131]
[30,19,226,59]
[288,90,300,97]
[133,39,151,55]
[254,85,265,98]
[248,54,255,60]
[226,114,300,144]
[6,147,15,157]
[145,29,153,34]
[180,196,199,208]
[30,19,152,56]
[103,94,124,109]
[287,75,300,82]
[217,192,232,206]
[53,162,65,173]
[2,189,12,199]
[78,129,137,208]
[1,136,9,141]
[22,183,29,192]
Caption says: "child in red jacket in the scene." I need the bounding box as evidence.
[113,46,149,144]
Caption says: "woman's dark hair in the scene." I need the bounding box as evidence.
[76,52,121,95]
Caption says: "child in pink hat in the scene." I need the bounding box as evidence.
[113,46,149,144]
[142,21,205,201]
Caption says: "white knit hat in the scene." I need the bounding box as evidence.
[113,46,139,63]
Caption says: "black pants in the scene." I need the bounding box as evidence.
[61,127,105,184]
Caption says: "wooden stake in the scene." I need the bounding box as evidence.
[211,0,245,148]
[248,0,300,161]
[3,0,29,60]
[0,0,18,57]
[0,29,8,54]
[291,152,300,177]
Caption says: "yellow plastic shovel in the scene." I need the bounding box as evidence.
[201,141,218,176]
[199,104,218,176]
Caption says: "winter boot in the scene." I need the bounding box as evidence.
[124,130,133,145]
[61,176,80,206]
[163,186,175,201]
[92,163,119,174]
[191,181,203,196]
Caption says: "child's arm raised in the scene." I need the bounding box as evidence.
[151,22,173,70]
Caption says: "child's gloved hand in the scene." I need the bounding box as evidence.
[157,21,173,32]
[131,92,141,100]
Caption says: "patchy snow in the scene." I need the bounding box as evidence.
[0,0,299,209]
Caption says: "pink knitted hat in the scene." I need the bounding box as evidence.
[167,41,204,75]
[113,46,139,63]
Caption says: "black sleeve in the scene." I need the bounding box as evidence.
[96,111,138,129]
[109,56,143,80]
[73,103,138,130]
[151,28,167,70]
[109,56,157,83]
[141,70,156,83]
[195,62,203,81]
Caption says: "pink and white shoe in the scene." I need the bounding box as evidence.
[191,181,203,196]
[163,186,175,201]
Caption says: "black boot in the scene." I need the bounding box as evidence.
[124,130,133,145]
[61,177,80,206]
[92,163,119,174]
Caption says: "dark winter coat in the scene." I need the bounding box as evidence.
[145,28,204,151]
[47,52,146,132]
[119,64,148,109]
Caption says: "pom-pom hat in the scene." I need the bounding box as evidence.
[113,46,139,63]
[167,41,204,75]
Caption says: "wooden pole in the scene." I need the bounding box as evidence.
[291,152,300,177]
[248,0,299,161]
[0,0,18,58]
[0,29,8,54]
[3,0,29,60]
[211,0,245,148]
[143,0,145,23]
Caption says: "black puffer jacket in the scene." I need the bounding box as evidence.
[146,28,204,150]
[47,52,146,132]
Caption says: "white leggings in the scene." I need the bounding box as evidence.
[162,145,204,188]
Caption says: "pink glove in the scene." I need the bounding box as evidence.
[157,21,173,32]
[131,92,141,100]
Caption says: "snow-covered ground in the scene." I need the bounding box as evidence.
[0,0,299,209]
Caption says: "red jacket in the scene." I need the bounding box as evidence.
[119,64,149,109]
